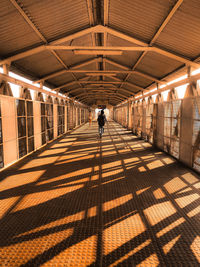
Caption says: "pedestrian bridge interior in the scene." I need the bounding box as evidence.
[0,0,200,266]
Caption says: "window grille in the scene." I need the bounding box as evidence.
[0,100,3,168]
[58,105,65,136]
[16,99,34,158]
[193,98,200,172]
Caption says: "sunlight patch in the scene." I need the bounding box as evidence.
[88,206,97,217]
[102,161,121,170]
[175,194,200,208]
[164,177,187,194]
[141,155,155,160]
[194,182,200,189]
[153,188,166,199]
[182,173,199,184]
[147,160,164,170]
[103,194,132,212]
[0,170,45,192]
[0,197,20,219]
[0,228,73,266]
[136,187,151,196]
[42,235,97,266]
[177,188,192,194]
[13,185,83,212]
[190,236,200,263]
[101,176,125,186]
[156,217,185,238]
[124,157,140,164]
[144,201,176,226]
[102,168,122,178]
[187,206,200,218]
[138,166,147,172]
[17,212,84,237]
[103,213,146,255]
[162,157,174,164]
[163,235,181,254]
[110,239,151,266]
[136,253,159,266]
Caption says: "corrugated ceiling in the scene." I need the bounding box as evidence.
[0,0,200,105]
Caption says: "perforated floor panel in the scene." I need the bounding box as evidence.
[0,122,200,266]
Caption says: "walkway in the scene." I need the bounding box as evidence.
[0,121,200,266]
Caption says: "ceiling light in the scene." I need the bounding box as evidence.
[74,50,123,55]
[85,73,116,76]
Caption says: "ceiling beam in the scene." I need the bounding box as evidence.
[8,0,87,90]
[125,0,184,77]
[54,76,90,91]
[150,0,183,45]
[34,58,99,83]
[86,0,97,49]
[104,0,109,46]
[1,23,199,69]
[68,87,118,94]
[71,88,127,99]
[46,45,151,51]
[103,25,200,68]
[61,81,143,90]
[108,73,146,91]
[105,58,167,84]
[0,25,103,65]
[103,26,147,47]
[9,0,47,43]
[86,0,95,25]
[78,94,123,101]
[0,72,66,99]
[75,91,125,99]
[67,86,132,96]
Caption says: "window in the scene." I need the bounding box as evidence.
[26,101,34,153]
[146,104,154,143]
[0,100,3,168]
[41,103,46,145]
[193,97,200,172]
[46,104,54,142]
[58,105,65,136]
[41,103,54,145]
[16,99,35,158]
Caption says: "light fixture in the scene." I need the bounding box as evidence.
[74,50,123,55]
[85,73,116,76]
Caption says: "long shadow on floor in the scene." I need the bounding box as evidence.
[0,122,200,266]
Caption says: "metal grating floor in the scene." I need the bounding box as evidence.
[0,121,200,266]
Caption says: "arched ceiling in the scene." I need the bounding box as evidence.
[0,0,200,106]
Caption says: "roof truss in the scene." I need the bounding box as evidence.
[1,24,199,68]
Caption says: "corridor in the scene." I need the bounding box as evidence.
[0,121,200,266]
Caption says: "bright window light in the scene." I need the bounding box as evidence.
[149,88,157,93]
[143,91,149,95]
[175,83,188,99]
[9,82,20,98]
[167,74,188,85]
[191,68,200,76]
[0,67,3,74]
[160,84,166,89]
[9,71,33,84]
[135,95,142,99]
[43,86,51,92]
[152,94,158,102]
[30,89,35,100]
[34,83,40,88]
[162,90,170,101]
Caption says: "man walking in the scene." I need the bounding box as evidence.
[97,110,106,138]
